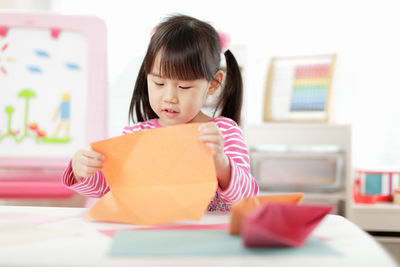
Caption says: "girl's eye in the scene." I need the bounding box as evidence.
[155,82,164,86]
[179,86,191,90]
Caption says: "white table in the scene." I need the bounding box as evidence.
[0,205,397,267]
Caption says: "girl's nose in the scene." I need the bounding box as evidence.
[163,86,178,104]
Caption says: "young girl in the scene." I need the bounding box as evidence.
[62,14,259,212]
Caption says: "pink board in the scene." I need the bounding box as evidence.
[0,12,107,198]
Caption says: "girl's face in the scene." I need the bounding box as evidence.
[147,52,220,127]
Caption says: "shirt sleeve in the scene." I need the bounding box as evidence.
[61,160,110,198]
[216,120,259,204]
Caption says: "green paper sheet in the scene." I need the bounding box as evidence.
[109,230,340,257]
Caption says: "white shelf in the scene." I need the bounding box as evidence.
[243,123,400,233]
[350,203,400,232]
[244,123,352,217]
[352,203,400,211]
[259,190,346,201]
[243,123,351,148]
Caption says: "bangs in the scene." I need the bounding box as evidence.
[145,44,218,81]
[156,46,214,81]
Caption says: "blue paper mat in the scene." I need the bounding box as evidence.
[109,230,340,257]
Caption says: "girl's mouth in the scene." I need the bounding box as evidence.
[162,108,179,118]
[163,108,177,113]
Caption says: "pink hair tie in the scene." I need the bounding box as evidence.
[218,31,230,52]
[151,27,157,36]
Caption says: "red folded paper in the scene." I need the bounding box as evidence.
[229,193,304,235]
[241,203,332,247]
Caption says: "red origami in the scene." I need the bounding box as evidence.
[241,203,332,247]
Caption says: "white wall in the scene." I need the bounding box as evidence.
[3,0,400,169]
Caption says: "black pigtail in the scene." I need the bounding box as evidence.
[217,49,243,125]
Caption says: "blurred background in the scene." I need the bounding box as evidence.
[2,0,399,169]
[1,0,400,262]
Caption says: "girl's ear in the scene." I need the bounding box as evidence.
[208,70,224,95]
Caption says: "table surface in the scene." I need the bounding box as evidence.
[0,205,397,267]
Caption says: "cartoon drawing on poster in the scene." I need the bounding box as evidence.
[0,26,88,157]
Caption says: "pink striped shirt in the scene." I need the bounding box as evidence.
[62,116,259,212]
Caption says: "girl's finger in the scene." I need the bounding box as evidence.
[86,158,104,168]
[200,130,219,137]
[82,166,100,176]
[199,123,219,133]
[199,134,222,144]
[205,140,225,152]
[83,149,104,160]
[204,142,219,154]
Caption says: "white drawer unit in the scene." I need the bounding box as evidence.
[250,147,345,193]
[243,123,351,216]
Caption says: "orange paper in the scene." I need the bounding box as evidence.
[86,123,217,225]
[229,193,304,235]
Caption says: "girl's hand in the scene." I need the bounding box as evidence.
[71,148,105,182]
[199,122,226,160]
[199,123,231,189]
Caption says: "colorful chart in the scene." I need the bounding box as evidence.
[264,55,335,122]
[290,64,331,112]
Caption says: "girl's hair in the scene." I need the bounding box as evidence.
[129,14,243,124]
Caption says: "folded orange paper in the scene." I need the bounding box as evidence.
[229,193,304,235]
[86,123,217,225]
